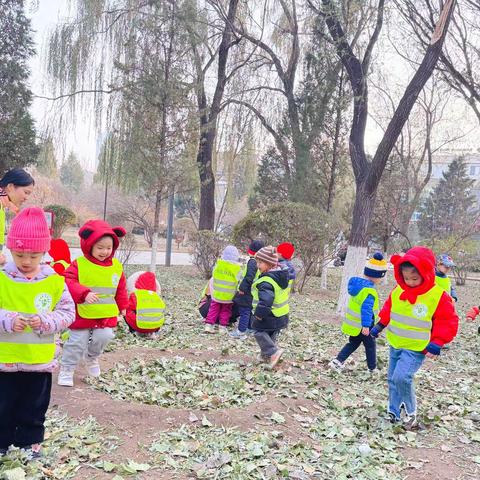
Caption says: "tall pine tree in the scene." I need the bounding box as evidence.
[0,0,38,171]
[418,156,477,240]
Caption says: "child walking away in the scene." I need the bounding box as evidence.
[435,254,457,301]
[230,239,264,340]
[251,246,290,369]
[204,245,241,334]
[329,252,387,373]
[58,220,128,387]
[277,242,296,292]
[370,247,458,429]
[125,271,165,338]
[0,207,75,457]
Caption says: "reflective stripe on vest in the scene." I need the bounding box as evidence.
[435,275,452,295]
[386,285,443,351]
[342,286,379,336]
[0,273,64,364]
[211,259,241,302]
[252,276,289,317]
[77,256,123,319]
[135,289,166,330]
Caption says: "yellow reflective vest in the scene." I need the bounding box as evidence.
[77,256,122,319]
[0,205,5,246]
[0,273,65,364]
[211,259,241,302]
[435,275,451,295]
[135,289,165,330]
[252,276,290,317]
[342,287,379,336]
[386,285,443,351]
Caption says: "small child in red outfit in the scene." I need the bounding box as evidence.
[58,220,128,387]
[125,271,165,337]
[48,239,72,275]
[371,247,458,428]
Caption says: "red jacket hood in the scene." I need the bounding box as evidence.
[134,271,157,291]
[48,238,71,263]
[78,219,126,264]
[391,246,436,304]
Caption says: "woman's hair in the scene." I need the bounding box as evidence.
[399,261,419,274]
[0,168,35,188]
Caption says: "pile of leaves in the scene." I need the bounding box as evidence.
[0,409,116,479]
[87,356,301,409]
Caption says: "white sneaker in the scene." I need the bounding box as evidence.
[85,358,101,377]
[204,324,216,334]
[328,358,345,371]
[218,326,228,334]
[57,368,74,387]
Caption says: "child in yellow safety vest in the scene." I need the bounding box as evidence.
[251,246,290,369]
[329,252,387,373]
[435,254,457,302]
[370,247,458,429]
[125,271,165,337]
[204,245,241,334]
[58,220,128,387]
[0,207,75,458]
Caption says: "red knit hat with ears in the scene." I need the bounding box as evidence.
[277,242,295,260]
[7,207,51,252]
[78,219,126,257]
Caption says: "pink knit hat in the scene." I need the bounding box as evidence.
[7,207,51,252]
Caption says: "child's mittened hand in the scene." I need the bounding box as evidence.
[13,316,28,332]
[85,292,99,304]
[466,306,479,322]
[28,315,42,329]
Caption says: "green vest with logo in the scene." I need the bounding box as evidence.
[252,276,289,317]
[0,273,64,364]
[77,256,122,319]
[386,285,443,351]
[211,259,241,302]
[135,289,165,330]
[342,287,379,336]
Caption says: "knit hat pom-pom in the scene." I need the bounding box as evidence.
[372,252,384,261]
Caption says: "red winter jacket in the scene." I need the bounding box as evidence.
[379,246,458,348]
[125,271,161,333]
[63,220,128,330]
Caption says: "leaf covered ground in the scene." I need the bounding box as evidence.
[2,266,480,479]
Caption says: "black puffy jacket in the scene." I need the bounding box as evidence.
[251,267,290,332]
[234,257,258,308]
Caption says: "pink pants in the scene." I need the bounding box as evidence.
[206,300,233,326]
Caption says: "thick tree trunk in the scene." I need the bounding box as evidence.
[197,129,216,230]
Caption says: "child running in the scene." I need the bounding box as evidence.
[0,207,75,457]
[58,220,128,386]
[125,271,165,338]
[371,247,458,428]
[329,252,387,372]
[230,239,264,339]
[251,246,290,368]
[204,245,241,334]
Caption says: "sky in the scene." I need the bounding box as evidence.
[25,1,479,175]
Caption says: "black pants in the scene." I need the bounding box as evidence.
[0,371,52,449]
[336,333,376,371]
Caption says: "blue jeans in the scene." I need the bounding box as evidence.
[237,306,252,333]
[388,346,425,419]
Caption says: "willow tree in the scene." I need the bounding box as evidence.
[308,0,457,313]
[47,1,198,267]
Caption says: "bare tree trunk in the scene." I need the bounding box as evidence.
[149,189,162,272]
